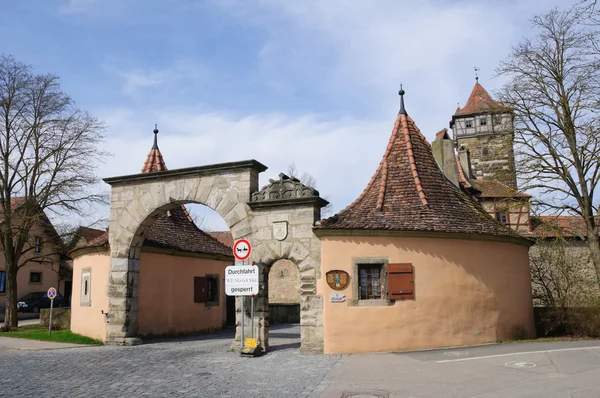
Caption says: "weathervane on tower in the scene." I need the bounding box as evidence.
[474,66,480,81]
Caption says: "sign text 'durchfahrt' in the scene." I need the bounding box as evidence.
[225,266,259,296]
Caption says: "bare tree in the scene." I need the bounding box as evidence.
[0,55,106,329]
[287,163,332,216]
[496,8,600,291]
[530,236,594,308]
[287,163,317,189]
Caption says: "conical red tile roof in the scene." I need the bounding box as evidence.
[72,126,233,258]
[454,81,507,117]
[318,93,527,241]
[141,125,168,173]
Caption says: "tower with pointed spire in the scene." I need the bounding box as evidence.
[142,124,168,173]
[450,79,517,189]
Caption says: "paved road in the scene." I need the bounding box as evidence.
[0,324,345,398]
[2,326,600,397]
[322,340,600,398]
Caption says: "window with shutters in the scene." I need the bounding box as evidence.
[206,274,219,307]
[387,263,415,300]
[359,265,382,299]
[194,276,207,303]
[350,257,393,306]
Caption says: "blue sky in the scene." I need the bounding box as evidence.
[2,0,566,230]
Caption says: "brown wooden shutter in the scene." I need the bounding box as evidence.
[194,277,207,303]
[387,263,414,300]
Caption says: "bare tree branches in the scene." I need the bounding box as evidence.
[496,8,600,290]
[0,55,107,329]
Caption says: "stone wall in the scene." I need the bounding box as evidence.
[457,132,517,189]
[41,308,71,330]
[269,259,301,304]
[529,239,597,307]
[104,163,325,353]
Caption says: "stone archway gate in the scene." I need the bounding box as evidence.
[103,160,327,353]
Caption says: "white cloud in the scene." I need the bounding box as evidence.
[105,60,214,97]
[69,0,572,231]
[85,105,389,230]
[58,0,100,14]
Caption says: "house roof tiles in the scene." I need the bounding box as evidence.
[317,91,526,241]
[73,126,233,258]
[454,81,508,117]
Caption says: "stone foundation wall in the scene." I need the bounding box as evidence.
[40,308,71,330]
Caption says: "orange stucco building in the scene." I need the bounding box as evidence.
[69,126,234,342]
[315,89,535,354]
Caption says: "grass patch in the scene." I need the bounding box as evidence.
[1,324,102,345]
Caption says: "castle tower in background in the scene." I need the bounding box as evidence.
[450,79,517,189]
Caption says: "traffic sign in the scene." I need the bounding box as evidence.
[233,239,252,261]
[225,265,259,296]
[47,287,57,300]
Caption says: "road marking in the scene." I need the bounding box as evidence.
[444,351,469,356]
[505,361,536,369]
[437,345,600,363]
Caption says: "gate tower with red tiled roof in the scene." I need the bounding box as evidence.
[450,79,517,189]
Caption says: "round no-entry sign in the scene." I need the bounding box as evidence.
[233,239,252,261]
[47,287,57,300]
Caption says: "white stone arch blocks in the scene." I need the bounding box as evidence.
[103,162,326,353]
[103,161,264,345]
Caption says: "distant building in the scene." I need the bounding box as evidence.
[0,198,66,312]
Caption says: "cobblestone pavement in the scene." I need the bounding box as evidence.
[0,324,347,398]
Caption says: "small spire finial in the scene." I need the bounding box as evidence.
[398,84,407,115]
[152,124,159,149]
[474,66,480,81]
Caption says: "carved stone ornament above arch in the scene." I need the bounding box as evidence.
[250,173,329,209]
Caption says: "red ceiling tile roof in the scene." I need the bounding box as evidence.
[77,226,106,243]
[454,81,508,117]
[73,127,233,258]
[531,216,599,238]
[469,179,530,199]
[317,97,526,241]
[141,126,168,173]
[208,231,234,248]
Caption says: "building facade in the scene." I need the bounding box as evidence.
[315,90,535,354]
[69,127,234,341]
[450,80,517,189]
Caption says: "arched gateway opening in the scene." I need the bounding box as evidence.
[104,164,327,353]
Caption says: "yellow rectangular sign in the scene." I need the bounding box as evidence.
[245,338,257,348]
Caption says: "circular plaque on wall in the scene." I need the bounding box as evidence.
[326,270,349,290]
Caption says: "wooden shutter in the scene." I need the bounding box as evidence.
[194,277,207,303]
[387,263,414,300]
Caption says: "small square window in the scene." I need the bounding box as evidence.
[29,272,42,284]
[465,120,473,128]
[480,118,487,126]
[493,115,502,125]
[34,237,41,254]
[496,211,508,225]
[358,264,383,299]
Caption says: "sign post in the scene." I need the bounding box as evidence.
[47,287,57,333]
[227,239,262,357]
